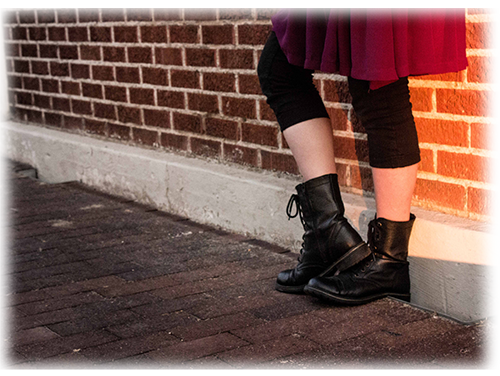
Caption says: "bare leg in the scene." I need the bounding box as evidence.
[282,117,336,181]
[372,163,419,221]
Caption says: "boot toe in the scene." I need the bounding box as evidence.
[304,276,343,297]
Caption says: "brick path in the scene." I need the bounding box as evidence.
[6,160,488,369]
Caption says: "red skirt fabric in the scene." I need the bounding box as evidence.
[271,8,468,85]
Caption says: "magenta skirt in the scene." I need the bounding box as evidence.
[271,9,468,84]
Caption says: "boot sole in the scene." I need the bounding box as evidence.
[275,282,307,294]
[304,285,410,305]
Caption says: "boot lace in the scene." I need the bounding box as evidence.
[286,194,307,262]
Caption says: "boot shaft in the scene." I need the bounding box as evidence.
[368,214,416,261]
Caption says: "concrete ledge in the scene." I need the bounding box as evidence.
[2,121,493,322]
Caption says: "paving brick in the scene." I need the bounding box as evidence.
[10,327,60,347]
[147,332,248,362]
[217,335,319,367]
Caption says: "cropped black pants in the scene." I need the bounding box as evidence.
[257,31,421,169]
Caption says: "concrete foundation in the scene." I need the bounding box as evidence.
[2,121,493,322]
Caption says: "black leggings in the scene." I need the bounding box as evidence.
[257,32,421,169]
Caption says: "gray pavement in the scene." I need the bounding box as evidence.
[5,159,489,368]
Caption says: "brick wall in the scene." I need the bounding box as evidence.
[3,8,493,221]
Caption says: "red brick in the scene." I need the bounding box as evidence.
[436,89,489,117]
[186,48,216,67]
[71,99,92,115]
[108,123,131,141]
[414,178,466,210]
[52,97,71,112]
[332,135,369,163]
[31,61,48,75]
[468,187,491,216]
[467,56,492,83]
[28,27,47,41]
[350,165,374,192]
[223,144,259,166]
[92,65,115,82]
[59,45,78,60]
[238,24,272,45]
[103,46,126,62]
[22,77,40,91]
[466,21,492,49]
[414,118,469,147]
[222,97,256,118]
[142,67,168,86]
[202,25,234,45]
[259,99,276,121]
[184,8,217,21]
[128,47,152,64]
[80,45,101,61]
[129,88,154,105]
[19,10,36,24]
[188,93,219,114]
[191,137,222,158]
[205,118,238,140]
[471,122,491,150]
[419,148,435,173]
[132,128,158,146]
[153,9,182,21]
[68,27,88,42]
[78,9,99,23]
[105,86,127,103]
[116,67,139,83]
[408,87,434,112]
[101,9,125,22]
[71,64,90,79]
[125,9,153,22]
[437,151,489,183]
[219,9,253,20]
[323,79,351,104]
[171,70,200,89]
[12,27,28,41]
[84,119,106,135]
[161,132,189,151]
[48,27,66,41]
[140,26,167,43]
[239,74,262,95]
[21,44,37,57]
[37,9,56,24]
[114,26,138,43]
[173,112,202,133]
[61,81,80,95]
[261,150,299,175]
[170,25,199,44]
[328,107,349,131]
[219,49,254,69]
[39,44,58,58]
[94,102,116,120]
[44,112,63,127]
[117,106,141,124]
[144,109,170,128]
[157,90,185,109]
[204,72,235,92]
[241,122,278,147]
[155,47,183,66]
[57,9,77,23]
[41,79,59,93]
[14,60,30,73]
[90,27,112,43]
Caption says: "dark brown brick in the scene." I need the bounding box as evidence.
[205,117,238,140]
[133,128,158,146]
[52,97,71,112]
[71,99,92,115]
[16,92,32,105]
[37,9,56,24]
[92,65,115,82]
[61,81,80,95]
[117,106,141,124]
[78,9,99,23]
[90,26,112,43]
[57,9,77,23]
[108,123,131,140]
[5,43,20,57]
[101,9,125,22]
[13,60,29,74]
[157,90,185,109]
[84,119,107,135]
[202,25,234,44]
[27,109,43,124]
[323,79,351,104]
[241,122,278,147]
[114,26,138,43]
[140,26,167,43]
[219,49,254,69]
[188,93,219,114]
[191,137,222,158]
[170,25,199,44]
[203,72,236,92]
[129,87,154,105]
[239,74,262,95]
[103,46,126,62]
[44,112,63,127]
[186,48,216,67]
[173,112,202,133]
[19,10,36,24]
[39,44,58,58]
[68,27,88,42]
[261,150,299,175]
[63,115,84,131]
[48,27,66,41]
[94,102,116,120]
[223,143,259,166]
[50,62,69,77]
[127,47,152,64]
[259,99,275,121]
[29,27,47,41]
[155,47,183,66]
[21,44,38,57]
[144,109,170,128]
[82,83,103,98]
[142,67,168,86]
[41,79,59,93]
[238,24,272,45]
[12,27,28,41]
[59,45,79,60]
[8,75,22,89]
[80,45,101,61]
[171,70,200,89]
[71,64,90,79]
[116,66,139,83]
[22,77,40,91]
[222,96,256,119]
[160,132,188,150]
[105,85,127,102]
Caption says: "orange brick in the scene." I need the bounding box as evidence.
[415,118,469,147]
[468,187,491,216]
[411,71,465,82]
[414,178,466,211]
[350,165,374,192]
[436,89,489,117]
[466,21,492,49]
[418,148,434,173]
[467,55,492,83]
[471,122,492,150]
[332,136,369,163]
[437,151,490,183]
[328,107,349,131]
[409,87,434,112]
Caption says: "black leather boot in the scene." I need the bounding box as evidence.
[304,214,416,304]
[275,174,370,293]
